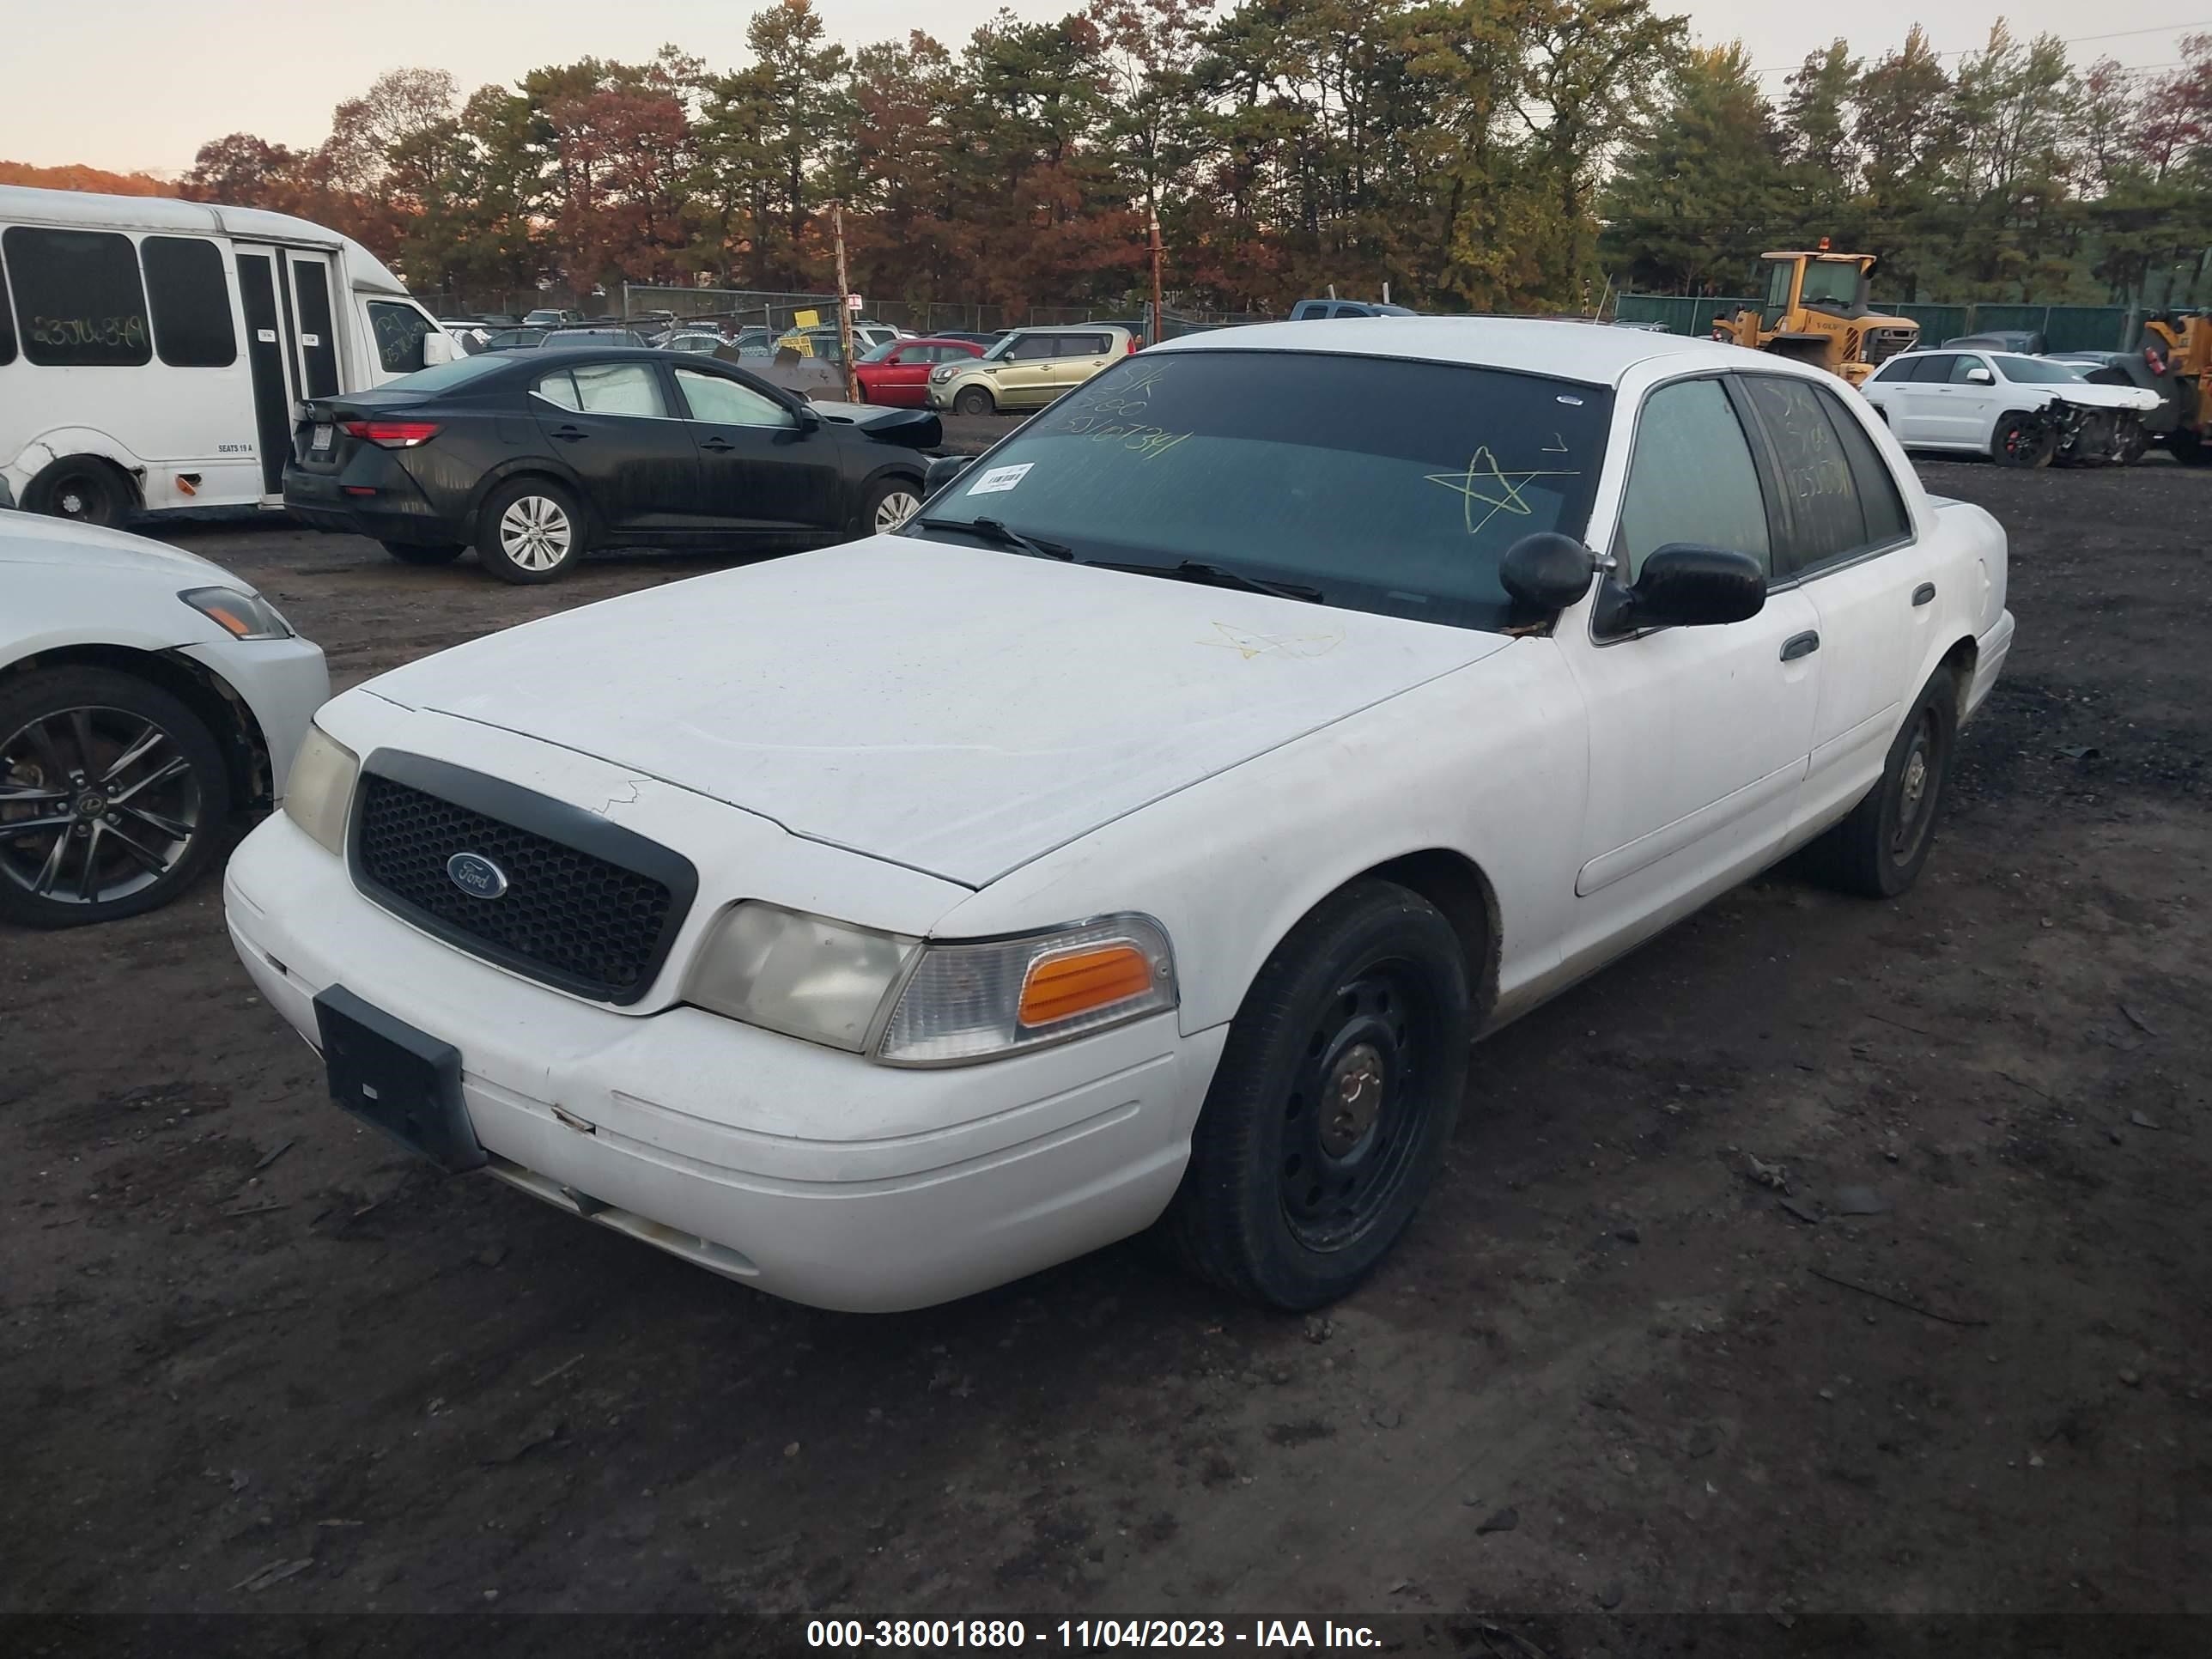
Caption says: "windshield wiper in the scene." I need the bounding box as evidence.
[912,515,1072,560]
[1088,558,1325,605]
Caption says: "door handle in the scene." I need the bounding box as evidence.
[700,437,735,453]
[550,425,587,442]
[1780,631,1820,662]
[1912,582,1936,607]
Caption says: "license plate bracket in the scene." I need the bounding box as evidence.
[313,986,484,1173]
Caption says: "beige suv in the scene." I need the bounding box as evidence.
[927,325,1137,415]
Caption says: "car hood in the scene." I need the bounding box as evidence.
[365,539,1510,887]
[2051,383,2160,412]
[0,511,234,579]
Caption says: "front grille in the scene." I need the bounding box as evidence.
[354,772,678,1002]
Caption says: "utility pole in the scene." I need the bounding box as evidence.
[1148,204,1164,348]
[833,201,859,404]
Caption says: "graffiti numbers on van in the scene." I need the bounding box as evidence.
[31,314,149,350]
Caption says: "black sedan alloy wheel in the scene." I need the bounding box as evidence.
[0,669,231,928]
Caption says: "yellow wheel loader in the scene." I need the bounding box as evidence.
[1711,247,1920,386]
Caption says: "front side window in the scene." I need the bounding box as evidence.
[1799,261,1860,307]
[904,349,1612,634]
[1762,259,1794,310]
[1738,375,1867,573]
[1004,333,1060,362]
[3,226,151,366]
[1618,378,1771,582]
[675,367,792,427]
[1947,356,1990,385]
[139,236,236,368]
[369,301,434,374]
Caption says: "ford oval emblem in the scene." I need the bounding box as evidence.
[447,852,509,900]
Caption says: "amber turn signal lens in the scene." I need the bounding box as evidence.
[1018,944,1153,1028]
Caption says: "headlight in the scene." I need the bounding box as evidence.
[684,902,921,1052]
[283,724,358,855]
[180,586,292,640]
[931,366,957,382]
[878,915,1176,1066]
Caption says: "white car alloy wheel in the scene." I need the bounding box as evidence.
[874,489,922,532]
[499,495,574,572]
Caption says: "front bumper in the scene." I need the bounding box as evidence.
[224,812,1223,1311]
[179,635,330,799]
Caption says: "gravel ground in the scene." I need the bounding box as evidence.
[3,445,2208,1655]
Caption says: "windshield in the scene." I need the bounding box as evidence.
[903,349,1612,633]
[373,354,513,394]
[1994,354,2079,384]
[860,340,902,364]
[1799,261,1860,307]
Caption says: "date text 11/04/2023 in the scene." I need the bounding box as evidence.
[805,1620,1382,1650]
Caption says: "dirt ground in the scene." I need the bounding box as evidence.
[3,435,2209,1654]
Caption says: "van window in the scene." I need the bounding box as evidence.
[0,250,15,365]
[140,237,236,368]
[3,227,152,366]
[368,301,434,374]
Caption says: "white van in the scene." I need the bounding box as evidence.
[0,185,453,526]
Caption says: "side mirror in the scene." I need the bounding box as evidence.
[924,455,972,497]
[421,331,457,367]
[1965,366,1994,385]
[1499,532,1597,611]
[1597,545,1766,633]
[792,400,823,432]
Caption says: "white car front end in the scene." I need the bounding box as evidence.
[222,539,1503,1310]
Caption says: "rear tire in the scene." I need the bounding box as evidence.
[2171,428,2209,465]
[1991,413,2053,468]
[1161,880,1472,1310]
[379,540,466,566]
[952,386,995,417]
[476,478,586,583]
[1808,672,1958,900]
[27,457,135,527]
[0,667,232,929]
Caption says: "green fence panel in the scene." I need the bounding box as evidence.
[1895,304,1970,343]
[2041,307,2132,352]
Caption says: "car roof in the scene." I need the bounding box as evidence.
[1154,315,1752,386]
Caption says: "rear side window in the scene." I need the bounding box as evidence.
[1618,378,1772,580]
[569,362,666,416]
[3,226,151,366]
[1901,355,1952,382]
[369,301,434,374]
[1821,392,1910,550]
[0,249,15,365]
[1066,334,1110,356]
[140,236,236,368]
[1738,375,1868,572]
[532,369,583,410]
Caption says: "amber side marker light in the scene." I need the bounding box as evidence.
[1018,943,1156,1028]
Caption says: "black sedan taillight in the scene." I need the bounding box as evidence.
[342,419,442,449]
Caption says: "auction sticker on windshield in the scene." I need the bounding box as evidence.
[967,463,1033,495]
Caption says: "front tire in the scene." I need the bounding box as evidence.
[476,478,586,583]
[1163,880,1472,1310]
[0,667,232,929]
[952,386,996,417]
[1992,413,2053,468]
[379,540,466,566]
[857,476,922,538]
[1808,672,1958,899]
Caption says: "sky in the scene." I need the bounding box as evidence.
[2,1,2207,176]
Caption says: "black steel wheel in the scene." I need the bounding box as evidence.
[29,457,133,526]
[1163,879,1472,1310]
[0,667,232,929]
[1807,671,1958,900]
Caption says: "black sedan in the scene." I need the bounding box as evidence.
[283,349,939,583]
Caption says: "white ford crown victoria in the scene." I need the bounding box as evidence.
[224,319,2013,1312]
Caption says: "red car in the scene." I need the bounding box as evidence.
[854,337,986,406]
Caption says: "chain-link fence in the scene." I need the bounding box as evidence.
[619,285,1267,341]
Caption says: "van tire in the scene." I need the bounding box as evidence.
[379,540,467,566]
[27,456,136,528]
[475,478,586,583]
[952,386,996,416]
